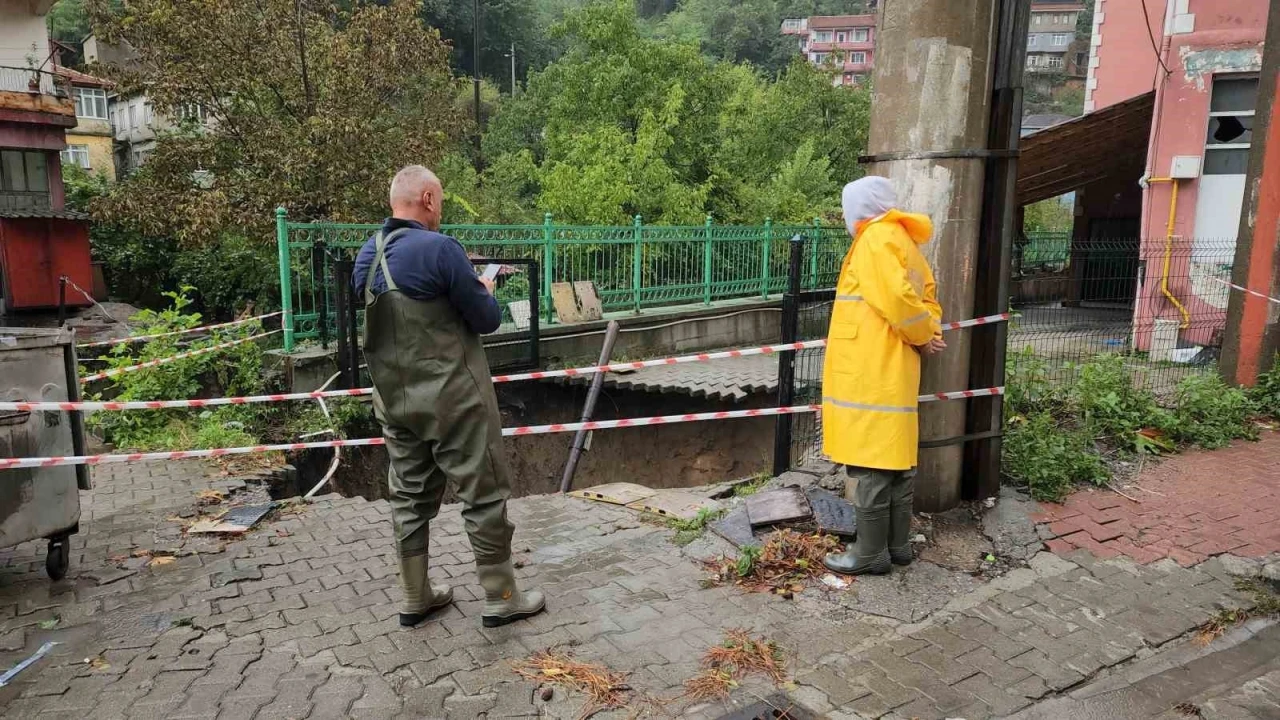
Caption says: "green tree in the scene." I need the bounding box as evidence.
[86,0,467,243]
[476,1,868,224]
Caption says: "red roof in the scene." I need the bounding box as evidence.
[808,14,876,29]
[53,64,112,89]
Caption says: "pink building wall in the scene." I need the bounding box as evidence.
[1089,0,1267,349]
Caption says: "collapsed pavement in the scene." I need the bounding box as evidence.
[0,439,1277,719]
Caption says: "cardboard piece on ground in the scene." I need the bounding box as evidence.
[551,281,604,324]
[571,281,603,321]
[626,490,720,521]
[805,487,856,537]
[569,483,657,506]
[550,283,583,323]
[745,488,812,527]
[188,503,275,534]
[709,507,756,547]
[508,300,531,331]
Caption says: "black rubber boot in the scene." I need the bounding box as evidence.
[824,505,892,576]
[889,471,915,566]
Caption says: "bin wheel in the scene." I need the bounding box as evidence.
[46,537,70,581]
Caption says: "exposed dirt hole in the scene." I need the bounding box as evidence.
[279,382,774,501]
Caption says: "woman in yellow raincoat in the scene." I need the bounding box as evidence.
[822,176,945,576]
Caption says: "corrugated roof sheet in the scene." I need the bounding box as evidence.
[0,208,90,220]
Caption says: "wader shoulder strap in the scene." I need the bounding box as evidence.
[364,229,412,304]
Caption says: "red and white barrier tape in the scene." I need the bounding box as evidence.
[0,390,1003,469]
[77,312,283,349]
[79,330,282,383]
[1212,278,1280,306]
[6,313,1010,410]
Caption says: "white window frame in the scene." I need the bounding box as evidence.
[813,31,833,43]
[1052,33,1070,45]
[74,87,108,120]
[1204,74,1259,174]
[836,31,846,43]
[782,19,802,31]
[128,104,136,128]
[811,52,830,64]
[851,51,867,64]
[61,144,91,169]
[853,28,869,42]
[1045,55,1064,68]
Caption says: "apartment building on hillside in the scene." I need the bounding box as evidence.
[1027,1,1088,77]
[780,14,876,87]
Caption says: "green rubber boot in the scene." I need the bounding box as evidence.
[823,504,892,576]
[477,559,546,628]
[889,471,915,566]
[398,554,454,627]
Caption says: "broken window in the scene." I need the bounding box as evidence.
[1204,74,1259,176]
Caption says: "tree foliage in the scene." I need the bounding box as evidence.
[477,1,869,224]
[86,0,467,243]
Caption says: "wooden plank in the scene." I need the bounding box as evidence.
[745,488,812,527]
[551,282,584,323]
[571,281,604,321]
[626,490,719,521]
[569,483,657,506]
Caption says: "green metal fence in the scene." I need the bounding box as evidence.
[276,208,851,351]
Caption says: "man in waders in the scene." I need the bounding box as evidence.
[353,165,545,628]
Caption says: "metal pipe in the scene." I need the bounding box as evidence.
[57,276,67,327]
[772,235,805,476]
[1146,177,1192,328]
[559,320,620,494]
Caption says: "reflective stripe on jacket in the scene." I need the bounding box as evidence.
[821,209,942,471]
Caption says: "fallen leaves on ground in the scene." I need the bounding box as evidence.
[148,556,177,568]
[38,617,60,630]
[196,489,226,505]
[701,529,842,595]
[683,629,787,702]
[512,649,630,720]
[1196,608,1249,646]
[85,655,110,670]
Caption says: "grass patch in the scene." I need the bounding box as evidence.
[1194,577,1280,646]
[733,472,771,498]
[667,507,725,547]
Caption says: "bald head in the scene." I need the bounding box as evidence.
[389,165,444,230]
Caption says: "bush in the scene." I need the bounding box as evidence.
[1248,354,1280,418]
[1171,374,1258,450]
[1071,355,1173,445]
[85,288,272,451]
[1002,411,1108,502]
[1005,346,1057,415]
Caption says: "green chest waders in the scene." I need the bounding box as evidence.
[363,229,544,627]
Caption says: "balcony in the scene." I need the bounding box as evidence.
[843,60,872,72]
[0,67,76,126]
[807,40,874,53]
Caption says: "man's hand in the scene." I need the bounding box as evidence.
[919,337,947,355]
[479,277,496,296]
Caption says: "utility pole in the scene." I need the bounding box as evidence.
[860,0,1000,512]
[472,0,483,167]
[1220,6,1280,387]
[505,43,517,96]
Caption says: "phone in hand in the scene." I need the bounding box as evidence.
[480,264,502,282]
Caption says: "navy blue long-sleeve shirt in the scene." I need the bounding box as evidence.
[352,218,502,335]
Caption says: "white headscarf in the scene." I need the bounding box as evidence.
[841,176,898,236]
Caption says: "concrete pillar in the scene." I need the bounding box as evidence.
[1221,5,1280,387]
[863,0,998,511]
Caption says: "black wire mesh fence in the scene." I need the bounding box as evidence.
[1009,237,1234,398]
[774,235,1240,471]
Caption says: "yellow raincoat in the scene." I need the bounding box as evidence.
[822,209,942,471]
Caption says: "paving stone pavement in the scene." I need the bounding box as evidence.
[0,458,1272,720]
[1033,434,1280,567]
